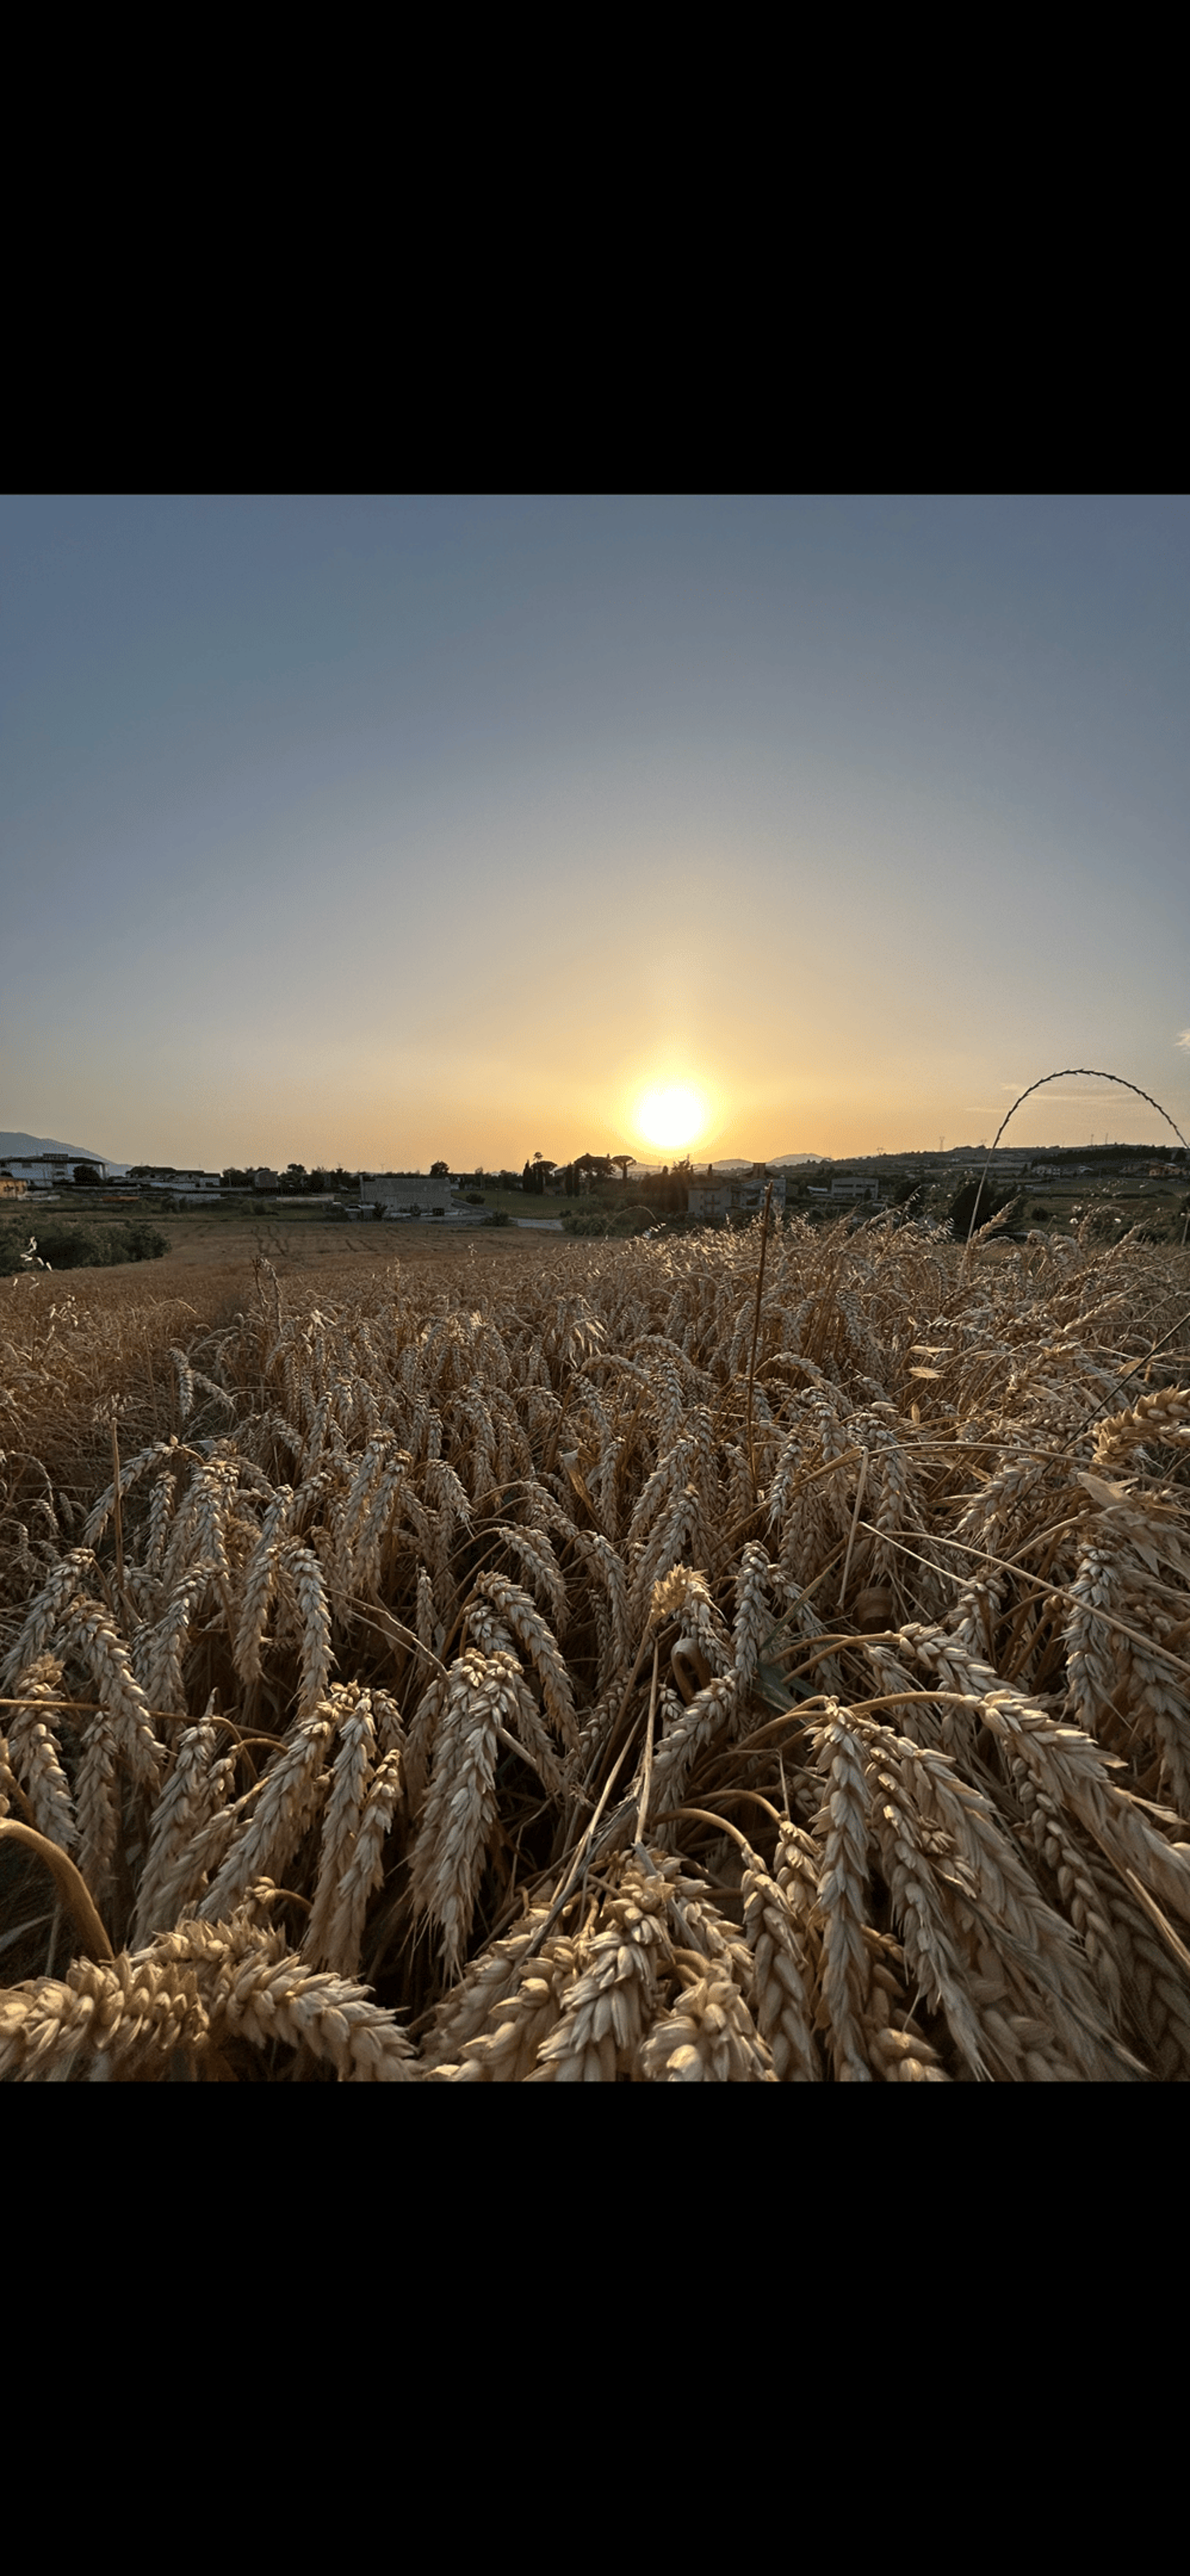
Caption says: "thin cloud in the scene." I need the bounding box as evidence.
[1177,1030,1190,1050]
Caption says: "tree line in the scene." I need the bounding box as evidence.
[520,1151,650,1196]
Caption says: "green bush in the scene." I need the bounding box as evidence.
[0,1219,170,1272]
[562,1205,658,1237]
[949,1180,1019,1237]
[480,1210,511,1226]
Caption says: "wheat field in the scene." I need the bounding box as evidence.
[3,1209,1190,2081]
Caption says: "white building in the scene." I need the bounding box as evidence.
[807,1177,880,1203]
[3,1153,109,1186]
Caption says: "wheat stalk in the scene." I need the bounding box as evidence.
[4,1210,1188,2076]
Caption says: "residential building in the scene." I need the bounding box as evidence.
[686,1166,787,1222]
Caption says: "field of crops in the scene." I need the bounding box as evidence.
[4,1210,1190,2079]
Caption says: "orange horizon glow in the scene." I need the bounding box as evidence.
[6,501,1189,1179]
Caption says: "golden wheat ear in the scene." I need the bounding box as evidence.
[3,1211,1188,2073]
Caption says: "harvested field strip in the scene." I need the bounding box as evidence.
[3,1219,1190,2079]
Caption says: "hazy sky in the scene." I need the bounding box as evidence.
[3,494,1188,1170]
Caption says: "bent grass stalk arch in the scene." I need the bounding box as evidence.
[963,1068,1190,1260]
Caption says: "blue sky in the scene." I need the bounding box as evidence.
[2,494,1188,1168]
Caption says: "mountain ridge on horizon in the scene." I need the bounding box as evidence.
[1,1130,120,1166]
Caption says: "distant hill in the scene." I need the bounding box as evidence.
[0,1131,118,1164]
[633,1159,753,1175]
[630,1154,825,1175]
[687,1155,826,1171]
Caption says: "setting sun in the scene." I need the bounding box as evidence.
[635,1084,707,1153]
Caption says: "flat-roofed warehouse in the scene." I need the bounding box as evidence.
[359,1173,454,1217]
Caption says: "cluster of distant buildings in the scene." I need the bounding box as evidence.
[687,1146,1183,1221]
[3,1143,1182,1224]
[0,1153,225,1203]
[0,1156,467,1217]
[0,1157,322,1203]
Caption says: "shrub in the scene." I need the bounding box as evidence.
[0,1219,170,1272]
[114,1221,170,1263]
[949,1180,1019,1238]
[563,1204,658,1239]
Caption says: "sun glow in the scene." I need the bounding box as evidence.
[635,1084,707,1153]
